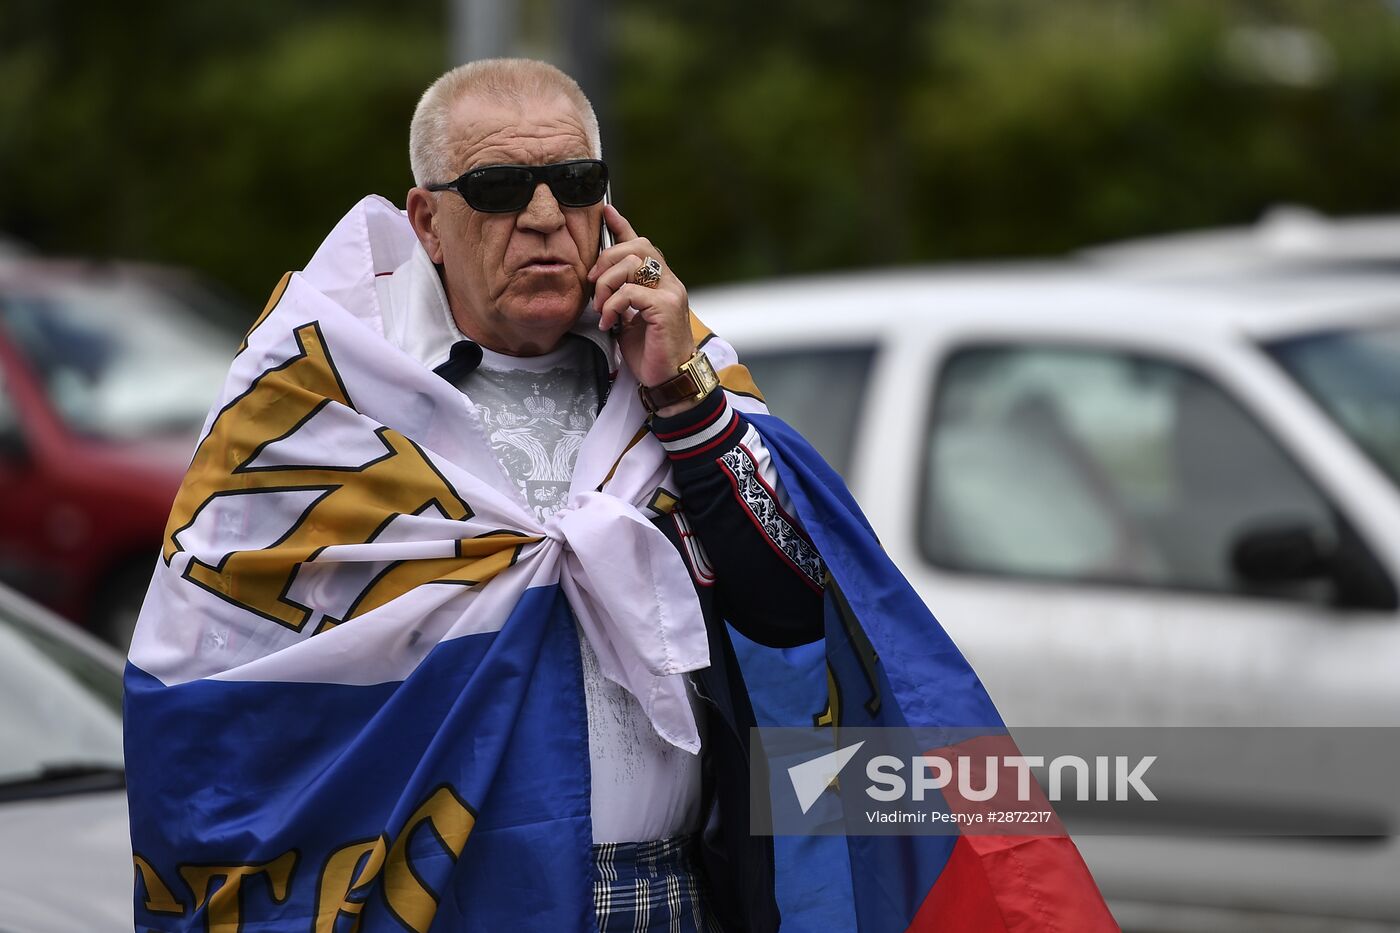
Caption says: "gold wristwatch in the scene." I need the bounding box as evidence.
[639,349,720,414]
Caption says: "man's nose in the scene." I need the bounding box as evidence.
[516,181,565,233]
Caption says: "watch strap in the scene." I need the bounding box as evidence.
[639,350,719,413]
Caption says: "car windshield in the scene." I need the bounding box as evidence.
[0,595,124,788]
[0,275,236,440]
[1264,322,1400,491]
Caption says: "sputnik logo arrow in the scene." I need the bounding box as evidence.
[788,741,865,814]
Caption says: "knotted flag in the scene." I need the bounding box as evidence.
[125,195,1114,932]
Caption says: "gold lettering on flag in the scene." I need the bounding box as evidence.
[163,322,534,632]
[314,835,389,933]
[383,785,476,932]
[179,851,297,932]
[132,854,186,915]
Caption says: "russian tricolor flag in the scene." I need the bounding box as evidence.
[735,414,1118,933]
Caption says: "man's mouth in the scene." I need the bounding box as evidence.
[518,257,572,273]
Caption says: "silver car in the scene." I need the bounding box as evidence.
[697,264,1400,932]
[0,584,130,930]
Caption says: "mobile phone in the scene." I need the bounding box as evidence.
[599,182,614,252]
[599,183,626,334]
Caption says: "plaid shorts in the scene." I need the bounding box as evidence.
[591,834,727,933]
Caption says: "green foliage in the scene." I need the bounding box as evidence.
[166,15,440,298]
[611,0,1400,282]
[3,0,1400,311]
[0,0,443,301]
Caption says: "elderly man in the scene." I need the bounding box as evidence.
[127,55,1119,933]
[125,58,823,933]
[396,59,824,929]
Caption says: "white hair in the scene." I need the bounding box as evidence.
[409,58,602,187]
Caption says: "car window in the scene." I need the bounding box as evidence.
[920,344,1349,604]
[741,345,876,478]
[0,598,124,786]
[0,277,235,441]
[1264,321,1400,493]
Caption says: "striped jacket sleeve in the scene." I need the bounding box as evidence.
[650,388,825,648]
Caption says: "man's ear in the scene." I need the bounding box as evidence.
[406,188,445,263]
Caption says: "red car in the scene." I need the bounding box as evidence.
[0,260,242,646]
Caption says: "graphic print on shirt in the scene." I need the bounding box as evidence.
[469,367,596,522]
[461,352,704,842]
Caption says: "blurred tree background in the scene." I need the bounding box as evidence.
[2,0,1400,309]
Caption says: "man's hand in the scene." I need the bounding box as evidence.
[588,205,700,414]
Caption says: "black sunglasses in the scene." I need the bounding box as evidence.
[426,159,609,213]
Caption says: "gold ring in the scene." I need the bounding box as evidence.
[632,256,663,289]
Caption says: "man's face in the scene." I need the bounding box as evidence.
[416,93,602,356]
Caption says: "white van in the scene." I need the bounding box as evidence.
[696,265,1400,932]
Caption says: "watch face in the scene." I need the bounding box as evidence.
[694,352,720,394]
